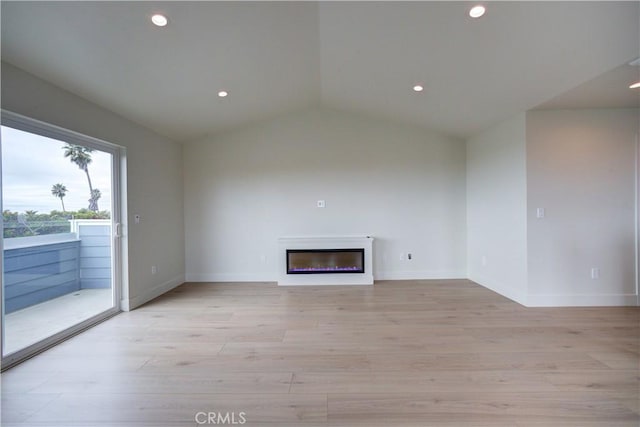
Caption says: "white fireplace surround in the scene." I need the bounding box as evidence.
[278,236,374,286]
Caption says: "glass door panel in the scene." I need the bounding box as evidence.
[1,119,120,364]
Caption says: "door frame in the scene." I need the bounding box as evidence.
[0,110,126,370]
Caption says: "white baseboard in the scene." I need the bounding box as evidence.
[467,273,527,306]
[121,271,638,307]
[120,274,184,311]
[526,293,638,307]
[469,272,638,307]
[187,271,465,283]
[186,273,277,282]
[374,270,466,281]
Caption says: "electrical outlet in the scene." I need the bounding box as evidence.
[317,200,326,208]
[151,265,157,275]
[400,252,405,261]
[591,267,600,279]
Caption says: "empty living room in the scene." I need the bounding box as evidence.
[0,1,638,426]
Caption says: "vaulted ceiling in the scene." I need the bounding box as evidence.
[2,1,638,143]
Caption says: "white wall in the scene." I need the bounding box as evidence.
[184,108,466,282]
[526,109,638,306]
[1,63,185,309]
[466,113,528,304]
[5,64,634,309]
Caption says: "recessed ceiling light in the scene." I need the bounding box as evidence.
[413,85,424,92]
[630,81,640,89]
[469,5,486,18]
[151,14,168,27]
[218,91,228,98]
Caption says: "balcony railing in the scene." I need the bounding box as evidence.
[3,220,111,314]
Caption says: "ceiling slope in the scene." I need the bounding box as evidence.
[318,1,639,138]
[2,1,638,142]
[1,1,321,142]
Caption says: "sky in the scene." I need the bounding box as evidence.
[1,126,112,214]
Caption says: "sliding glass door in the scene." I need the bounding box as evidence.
[1,112,123,369]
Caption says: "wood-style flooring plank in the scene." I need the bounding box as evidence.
[24,392,326,424]
[327,392,638,422]
[1,280,638,426]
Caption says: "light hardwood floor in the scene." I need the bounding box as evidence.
[1,280,638,426]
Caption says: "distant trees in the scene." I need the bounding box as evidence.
[3,144,112,238]
[51,183,68,212]
[63,144,100,212]
[3,209,111,238]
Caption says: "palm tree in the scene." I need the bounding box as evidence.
[51,183,68,212]
[63,144,99,211]
[90,188,101,211]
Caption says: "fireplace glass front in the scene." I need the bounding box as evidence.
[287,249,365,274]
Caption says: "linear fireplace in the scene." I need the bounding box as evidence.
[287,249,365,274]
[278,236,374,286]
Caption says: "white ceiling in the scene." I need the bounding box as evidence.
[2,1,638,143]
[535,62,640,110]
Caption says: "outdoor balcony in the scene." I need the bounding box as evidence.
[3,220,113,355]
